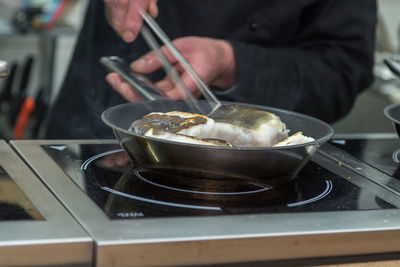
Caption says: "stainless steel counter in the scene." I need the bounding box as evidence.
[0,140,92,266]
[10,139,400,267]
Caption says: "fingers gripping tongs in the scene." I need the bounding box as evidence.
[101,12,221,115]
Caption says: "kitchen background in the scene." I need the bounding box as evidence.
[0,0,399,140]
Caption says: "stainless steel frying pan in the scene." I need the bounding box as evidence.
[102,100,334,185]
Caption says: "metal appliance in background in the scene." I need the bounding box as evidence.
[384,57,400,137]
[0,60,16,114]
[0,57,47,140]
[10,136,400,266]
[0,60,9,77]
[0,61,10,78]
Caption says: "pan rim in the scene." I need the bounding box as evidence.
[384,103,400,125]
[101,101,334,151]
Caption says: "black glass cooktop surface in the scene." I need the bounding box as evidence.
[0,165,43,221]
[42,144,398,219]
[330,138,400,179]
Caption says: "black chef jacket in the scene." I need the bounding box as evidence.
[46,0,377,139]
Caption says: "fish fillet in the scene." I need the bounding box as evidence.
[273,132,315,147]
[129,104,314,147]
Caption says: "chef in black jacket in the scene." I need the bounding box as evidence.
[45,0,377,139]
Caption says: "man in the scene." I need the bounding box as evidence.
[46,0,376,139]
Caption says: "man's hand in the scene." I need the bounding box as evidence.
[103,0,158,42]
[106,36,237,102]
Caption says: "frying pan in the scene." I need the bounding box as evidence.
[384,103,400,138]
[383,57,400,138]
[102,100,334,185]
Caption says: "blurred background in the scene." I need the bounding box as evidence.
[332,0,400,134]
[0,0,399,140]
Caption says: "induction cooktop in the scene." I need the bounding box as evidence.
[330,133,400,179]
[41,143,397,219]
[326,133,400,194]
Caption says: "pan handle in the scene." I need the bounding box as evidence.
[100,56,166,101]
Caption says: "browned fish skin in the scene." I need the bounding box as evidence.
[210,104,275,129]
[130,113,208,135]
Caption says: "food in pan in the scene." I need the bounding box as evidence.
[129,104,314,147]
[130,111,233,146]
[272,132,315,147]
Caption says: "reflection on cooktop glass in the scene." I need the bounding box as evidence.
[0,165,44,221]
[330,138,400,179]
[43,144,396,219]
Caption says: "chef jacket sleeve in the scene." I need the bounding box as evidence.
[219,0,377,123]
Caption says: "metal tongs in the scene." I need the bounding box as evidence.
[101,13,221,115]
[383,56,400,79]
